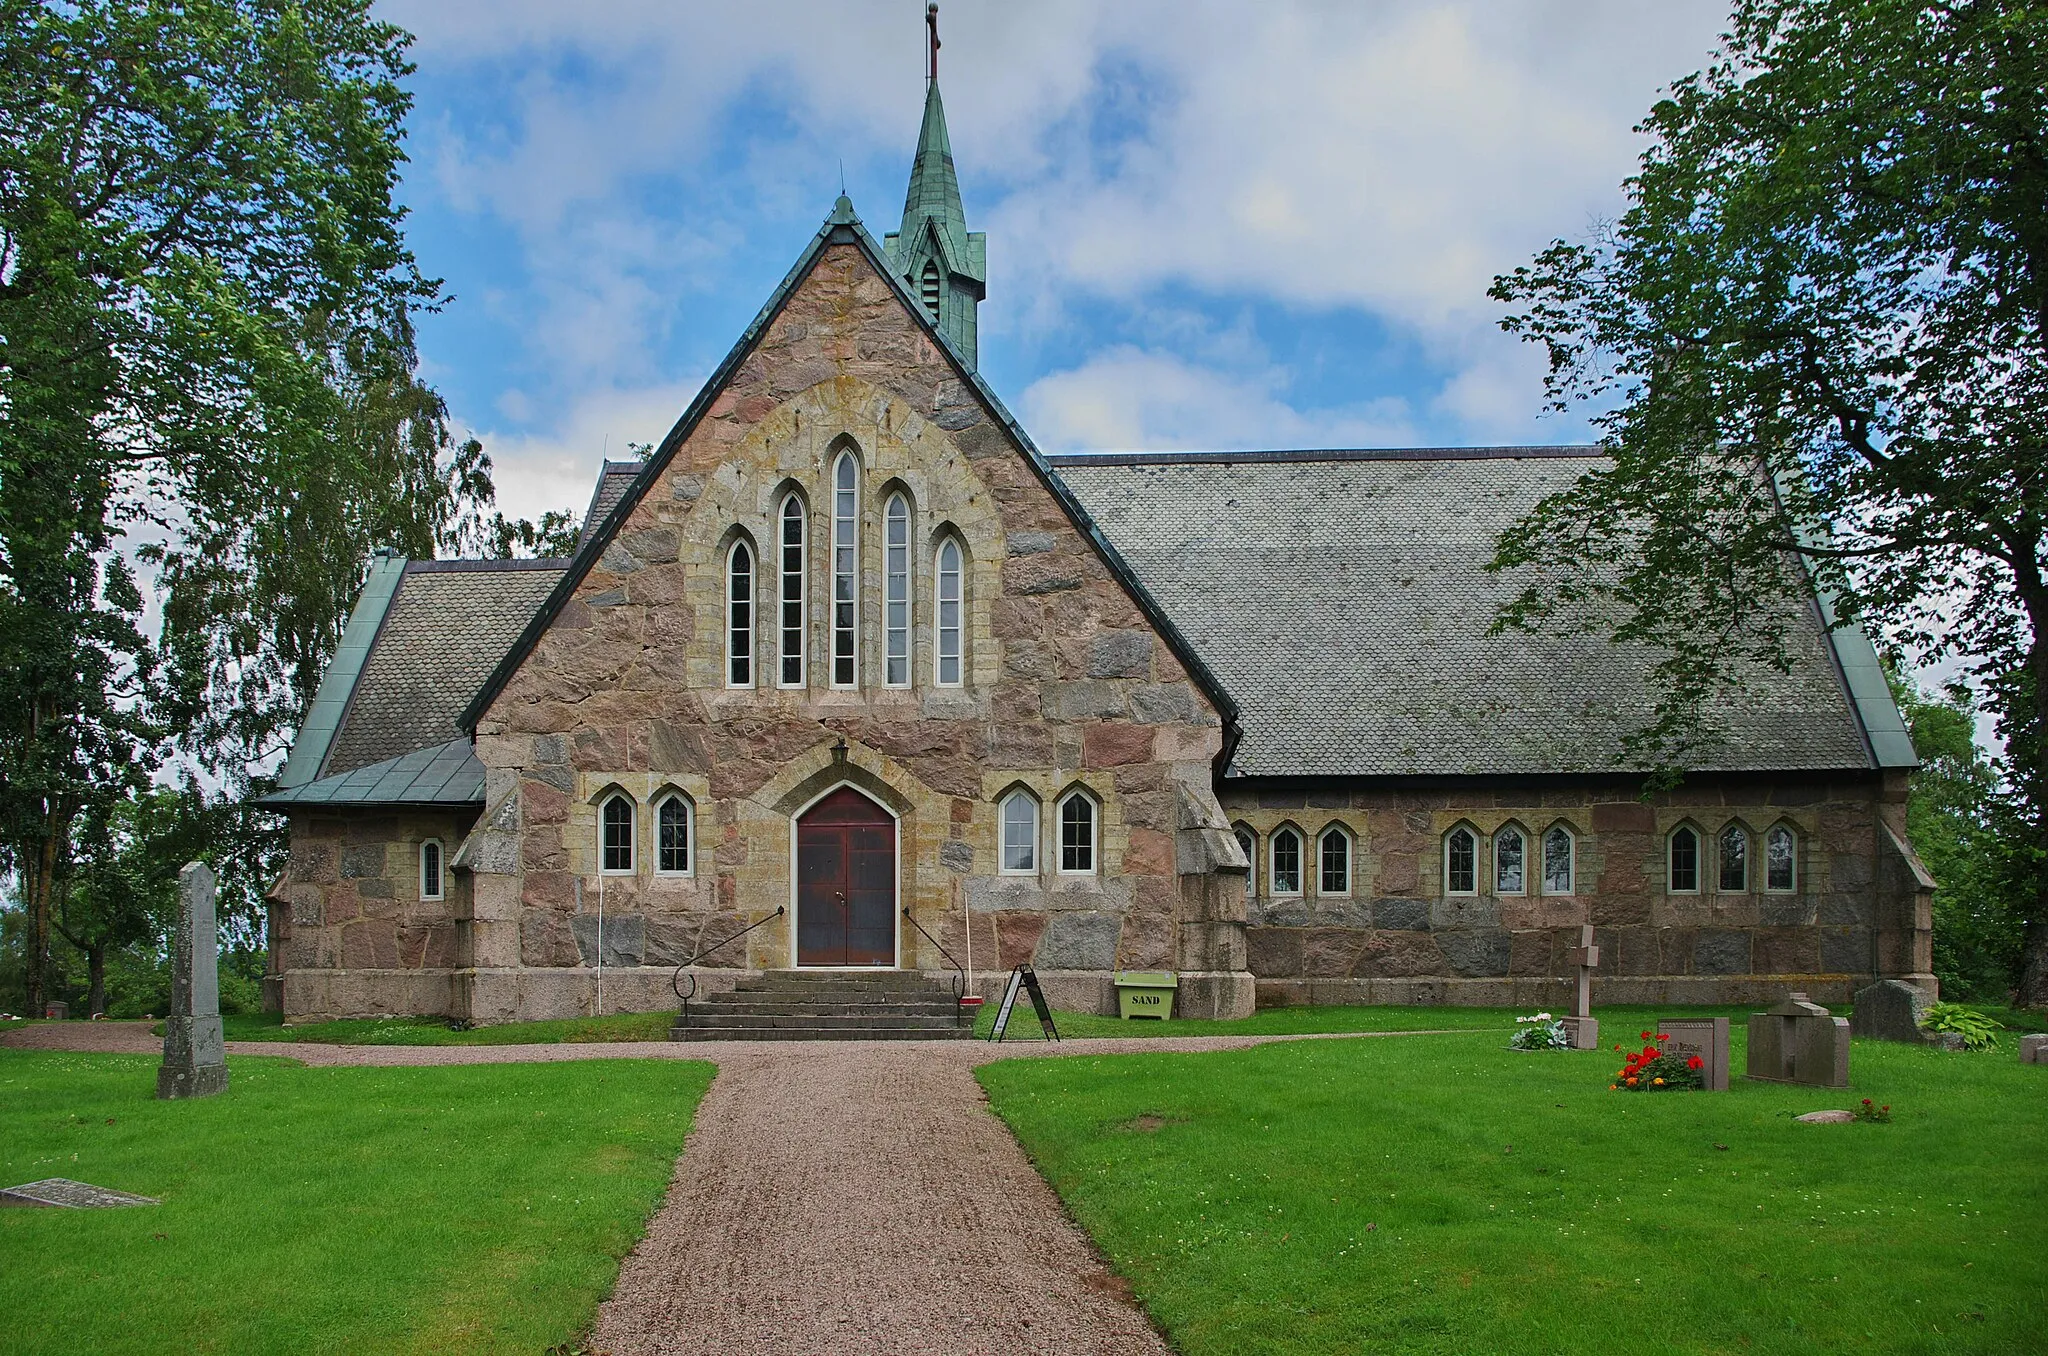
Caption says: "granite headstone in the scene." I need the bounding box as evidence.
[157,862,228,1100]
[1746,992,1849,1088]
[1657,1016,1730,1091]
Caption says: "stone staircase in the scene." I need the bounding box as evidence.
[669,969,977,1042]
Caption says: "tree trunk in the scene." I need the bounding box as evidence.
[86,943,107,1019]
[23,828,58,1016]
[2019,622,2048,1009]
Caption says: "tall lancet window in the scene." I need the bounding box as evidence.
[920,260,941,322]
[935,537,963,686]
[831,450,859,687]
[884,494,911,686]
[778,495,806,687]
[726,539,753,688]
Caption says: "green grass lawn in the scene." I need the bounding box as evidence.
[219,1008,676,1045]
[0,1049,713,1355]
[979,1029,2047,1356]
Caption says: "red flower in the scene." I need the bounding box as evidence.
[1657,1033,1669,1042]
[1687,1055,1703,1070]
[1862,1098,1872,1106]
[1640,1031,1652,1040]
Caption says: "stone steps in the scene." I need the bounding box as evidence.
[671,968,976,1042]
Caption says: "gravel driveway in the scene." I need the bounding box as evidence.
[5,1020,1448,1354]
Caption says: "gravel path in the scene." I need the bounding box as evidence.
[5,1020,1460,1354]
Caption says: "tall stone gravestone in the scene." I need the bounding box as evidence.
[158,862,228,1100]
[1849,979,1939,1044]
[1657,1016,1730,1091]
[1746,992,1849,1089]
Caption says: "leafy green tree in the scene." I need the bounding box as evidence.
[0,2,571,1007]
[1489,0,2048,1003]
[55,787,207,1018]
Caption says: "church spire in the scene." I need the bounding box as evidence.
[884,4,985,367]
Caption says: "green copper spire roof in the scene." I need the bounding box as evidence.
[884,81,985,366]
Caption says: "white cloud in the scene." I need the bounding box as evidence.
[1019,347,1416,453]
[471,382,700,525]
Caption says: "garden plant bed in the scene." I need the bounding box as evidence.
[0,1049,713,1355]
[979,1027,2046,1355]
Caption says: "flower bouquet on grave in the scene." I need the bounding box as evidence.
[1609,1032,1705,1091]
[1509,1012,1572,1051]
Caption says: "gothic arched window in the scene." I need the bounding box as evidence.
[778,495,806,688]
[1057,790,1097,874]
[1444,826,1477,895]
[656,794,694,876]
[935,537,963,687]
[726,539,753,688]
[884,493,911,687]
[1270,828,1302,896]
[1000,791,1039,875]
[1669,825,1700,893]
[600,794,636,875]
[1718,824,1749,892]
[1542,825,1575,895]
[1234,825,1257,900]
[1494,825,1526,895]
[1319,827,1350,896]
[1766,824,1798,892]
[831,449,859,687]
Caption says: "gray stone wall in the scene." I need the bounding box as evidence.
[1225,771,1929,1007]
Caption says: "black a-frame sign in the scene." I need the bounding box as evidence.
[987,963,1060,1042]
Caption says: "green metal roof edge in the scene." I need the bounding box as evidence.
[257,737,483,808]
[456,196,1242,742]
[1769,472,1917,770]
[276,552,408,789]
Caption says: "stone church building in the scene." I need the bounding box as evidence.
[260,79,1934,1025]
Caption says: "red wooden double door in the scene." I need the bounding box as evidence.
[795,787,896,966]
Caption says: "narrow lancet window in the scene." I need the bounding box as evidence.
[601,795,635,874]
[779,496,805,687]
[1058,793,1096,874]
[832,451,859,686]
[1718,825,1748,892]
[1235,827,1257,900]
[1320,828,1350,896]
[935,538,963,686]
[1445,827,1477,895]
[1669,826,1700,893]
[885,494,911,686]
[657,796,693,875]
[1001,792,1038,874]
[1494,826,1525,895]
[1766,825,1797,891]
[419,840,443,901]
[726,539,753,688]
[1271,829,1302,895]
[1543,826,1575,895]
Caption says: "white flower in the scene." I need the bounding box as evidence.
[1535,1012,1552,1021]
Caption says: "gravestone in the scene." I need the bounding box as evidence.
[1559,924,1600,1051]
[157,862,228,1100]
[1,1178,159,1209]
[1849,979,1939,1044]
[1746,992,1849,1088]
[2021,1033,2047,1066]
[1656,1016,1730,1091]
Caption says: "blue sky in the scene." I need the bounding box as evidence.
[381,0,1731,524]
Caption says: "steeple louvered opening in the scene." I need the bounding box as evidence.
[919,260,941,321]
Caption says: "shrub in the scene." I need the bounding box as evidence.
[1610,1031,1704,1091]
[1922,1002,2001,1051]
[1509,1012,1572,1050]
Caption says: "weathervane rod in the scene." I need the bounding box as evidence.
[927,3,940,84]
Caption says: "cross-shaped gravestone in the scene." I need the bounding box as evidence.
[1560,924,1599,1050]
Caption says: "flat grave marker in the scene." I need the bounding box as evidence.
[1,1178,158,1209]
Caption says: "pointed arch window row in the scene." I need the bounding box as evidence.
[595,791,698,879]
[998,786,1102,878]
[1668,821,1798,894]
[718,447,969,693]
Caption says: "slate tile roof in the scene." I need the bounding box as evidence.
[319,560,565,778]
[261,737,483,808]
[1049,449,1876,779]
[578,460,646,548]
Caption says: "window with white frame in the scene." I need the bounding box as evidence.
[600,794,636,874]
[1270,828,1302,895]
[419,839,444,901]
[1235,826,1257,899]
[1058,791,1096,873]
[935,537,963,686]
[778,495,806,687]
[1319,827,1350,895]
[1000,792,1039,873]
[1445,826,1478,895]
[1669,825,1700,893]
[1494,825,1526,895]
[1765,824,1797,892]
[831,449,859,687]
[726,538,754,688]
[884,493,911,686]
[656,795,693,876]
[1718,824,1748,892]
[1542,826,1575,895]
